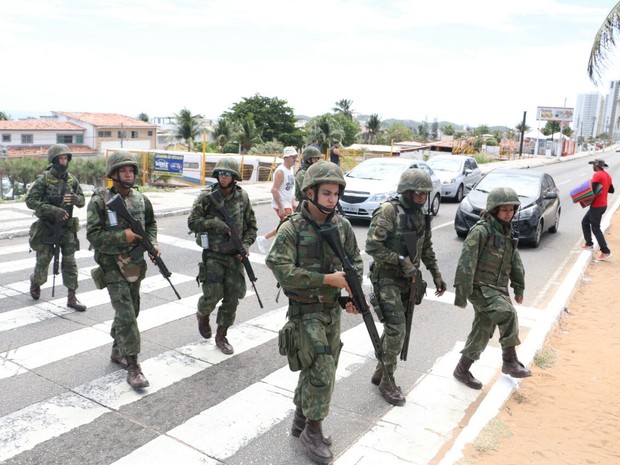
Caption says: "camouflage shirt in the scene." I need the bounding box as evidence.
[26,168,85,221]
[454,212,525,307]
[365,194,441,279]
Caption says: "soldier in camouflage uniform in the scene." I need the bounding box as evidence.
[453,187,531,390]
[294,145,322,203]
[26,144,87,311]
[365,168,446,406]
[187,157,257,355]
[86,151,158,390]
[266,161,362,465]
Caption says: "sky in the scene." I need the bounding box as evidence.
[1,0,619,129]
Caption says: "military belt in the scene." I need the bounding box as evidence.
[287,294,337,304]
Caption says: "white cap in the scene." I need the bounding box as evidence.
[283,146,297,157]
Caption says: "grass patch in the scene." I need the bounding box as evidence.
[472,418,512,452]
[533,347,557,369]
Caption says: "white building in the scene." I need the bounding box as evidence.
[602,80,620,140]
[574,92,602,139]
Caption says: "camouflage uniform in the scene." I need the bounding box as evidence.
[294,146,321,203]
[266,161,363,463]
[453,187,530,390]
[86,157,157,359]
[26,144,85,307]
[365,169,444,405]
[187,158,257,340]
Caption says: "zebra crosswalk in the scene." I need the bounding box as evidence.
[0,234,501,465]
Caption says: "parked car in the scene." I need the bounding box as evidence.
[339,157,442,220]
[427,154,482,201]
[454,168,561,247]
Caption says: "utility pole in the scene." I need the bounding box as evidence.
[518,111,526,158]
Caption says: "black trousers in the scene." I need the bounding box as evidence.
[582,206,609,253]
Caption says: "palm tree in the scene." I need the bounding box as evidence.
[137,112,149,122]
[174,108,204,151]
[588,2,620,84]
[314,115,344,153]
[235,115,263,153]
[0,111,9,121]
[365,114,382,144]
[213,117,232,153]
[333,99,354,120]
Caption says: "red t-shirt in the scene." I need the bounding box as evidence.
[591,170,612,207]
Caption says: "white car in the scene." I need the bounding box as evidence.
[427,154,482,201]
[339,157,442,219]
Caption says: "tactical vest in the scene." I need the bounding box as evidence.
[281,210,344,301]
[375,198,428,270]
[195,185,250,253]
[93,188,147,256]
[472,219,515,290]
[39,170,79,218]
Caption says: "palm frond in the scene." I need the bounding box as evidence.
[588,2,620,84]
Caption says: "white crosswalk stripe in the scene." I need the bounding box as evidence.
[0,237,515,465]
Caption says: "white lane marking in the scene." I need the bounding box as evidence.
[0,250,93,274]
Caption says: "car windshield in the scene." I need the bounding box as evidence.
[475,173,540,197]
[428,158,461,173]
[346,161,407,180]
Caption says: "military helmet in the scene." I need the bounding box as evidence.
[486,187,520,212]
[48,144,72,163]
[302,146,321,162]
[212,157,241,181]
[106,151,139,177]
[302,160,346,192]
[397,168,433,194]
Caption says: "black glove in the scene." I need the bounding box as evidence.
[433,276,447,293]
[205,217,230,235]
[400,256,417,278]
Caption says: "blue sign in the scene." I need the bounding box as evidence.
[154,153,184,177]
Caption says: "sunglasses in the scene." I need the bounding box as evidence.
[218,170,233,177]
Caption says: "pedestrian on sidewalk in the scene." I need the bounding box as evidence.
[187,157,257,355]
[26,144,87,312]
[453,187,531,390]
[581,158,614,260]
[86,151,157,389]
[265,161,362,465]
[329,140,343,167]
[256,146,297,253]
[365,169,447,406]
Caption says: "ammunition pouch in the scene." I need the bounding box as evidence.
[414,278,427,305]
[90,266,106,290]
[196,261,207,284]
[28,220,48,253]
[278,319,314,372]
[69,217,80,234]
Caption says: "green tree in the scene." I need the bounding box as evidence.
[333,99,354,119]
[542,121,561,136]
[417,121,429,141]
[365,114,382,144]
[213,117,232,153]
[174,108,204,151]
[223,94,299,146]
[235,115,263,153]
[137,112,149,122]
[248,140,284,155]
[430,119,439,140]
[379,122,413,144]
[331,113,361,147]
[515,121,530,132]
[441,124,455,135]
[588,2,620,84]
[0,111,9,121]
[306,114,344,153]
[474,125,490,137]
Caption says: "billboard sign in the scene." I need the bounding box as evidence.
[153,153,184,177]
[536,106,574,122]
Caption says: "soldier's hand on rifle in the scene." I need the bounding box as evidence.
[235,246,249,262]
[399,256,417,278]
[344,299,360,315]
[124,228,142,244]
[514,295,523,304]
[148,245,161,264]
[51,206,68,221]
[207,218,231,236]
[323,271,352,295]
[433,276,447,297]
[63,193,79,206]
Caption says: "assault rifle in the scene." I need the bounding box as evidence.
[106,194,181,300]
[320,224,396,391]
[208,189,263,308]
[400,231,418,361]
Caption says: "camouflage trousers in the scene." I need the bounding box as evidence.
[197,252,246,328]
[461,286,521,361]
[104,267,144,357]
[292,303,342,421]
[32,243,79,290]
[371,275,409,376]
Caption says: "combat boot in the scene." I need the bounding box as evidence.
[110,346,127,367]
[215,326,234,355]
[502,346,532,378]
[67,289,86,312]
[370,366,382,386]
[453,355,483,389]
[125,355,149,389]
[378,375,406,406]
[29,275,40,300]
[300,419,333,464]
[291,406,332,445]
[196,312,212,339]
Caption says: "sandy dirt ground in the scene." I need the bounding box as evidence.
[457,213,620,465]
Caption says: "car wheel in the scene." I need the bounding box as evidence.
[549,208,560,233]
[455,184,464,202]
[530,220,543,248]
[430,193,441,216]
[456,230,467,239]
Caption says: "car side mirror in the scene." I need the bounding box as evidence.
[464,169,472,176]
[544,191,558,199]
